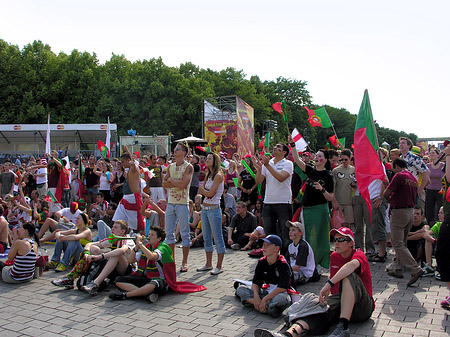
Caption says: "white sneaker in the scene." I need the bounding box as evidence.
[231,243,241,250]
[210,267,223,275]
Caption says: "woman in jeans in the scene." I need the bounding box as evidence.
[197,153,225,275]
[48,212,93,272]
[425,148,445,224]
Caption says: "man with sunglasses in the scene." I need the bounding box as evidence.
[162,142,193,272]
[254,227,373,337]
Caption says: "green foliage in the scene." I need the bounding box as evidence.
[0,38,417,151]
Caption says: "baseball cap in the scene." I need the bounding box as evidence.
[262,234,282,248]
[330,227,355,244]
[285,220,305,233]
[444,140,450,147]
[40,158,47,165]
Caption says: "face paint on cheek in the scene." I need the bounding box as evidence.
[318,159,323,163]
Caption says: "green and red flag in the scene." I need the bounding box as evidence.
[354,90,385,221]
[45,190,58,203]
[329,135,339,147]
[304,107,332,128]
[258,133,270,149]
[97,140,109,159]
[196,146,211,153]
[272,100,288,123]
[338,137,346,149]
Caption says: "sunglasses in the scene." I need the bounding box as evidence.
[335,237,352,243]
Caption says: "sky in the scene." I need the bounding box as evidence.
[1,0,449,139]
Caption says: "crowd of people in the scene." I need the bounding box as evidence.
[0,137,449,337]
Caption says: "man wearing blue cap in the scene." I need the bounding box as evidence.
[235,234,293,317]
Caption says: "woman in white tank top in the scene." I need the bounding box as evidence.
[197,153,225,275]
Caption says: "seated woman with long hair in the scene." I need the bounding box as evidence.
[0,222,38,283]
[48,212,93,272]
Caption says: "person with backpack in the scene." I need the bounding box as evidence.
[51,220,134,292]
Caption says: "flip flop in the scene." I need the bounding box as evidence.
[180,265,188,272]
[240,247,251,251]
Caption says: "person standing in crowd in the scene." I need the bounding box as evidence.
[435,144,450,308]
[253,143,293,252]
[399,137,430,209]
[384,158,424,286]
[112,150,145,234]
[84,155,99,206]
[290,135,334,270]
[425,147,445,224]
[163,142,193,273]
[332,149,355,228]
[197,153,225,275]
[0,161,15,198]
[189,154,201,202]
[111,161,125,204]
[225,160,238,198]
[147,154,165,203]
[94,160,111,202]
[238,155,258,211]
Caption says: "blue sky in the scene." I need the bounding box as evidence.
[1,0,449,139]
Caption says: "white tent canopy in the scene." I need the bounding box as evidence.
[0,123,117,156]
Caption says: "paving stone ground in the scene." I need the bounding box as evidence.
[1,243,450,337]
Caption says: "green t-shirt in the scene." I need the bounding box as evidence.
[431,222,442,238]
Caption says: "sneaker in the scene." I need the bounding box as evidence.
[254,328,285,337]
[440,295,450,309]
[407,269,424,287]
[55,263,67,272]
[210,267,223,275]
[51,277,74,289]
[196,265,213,272]
[436,273,442,281]
[231,243,241,250]
[81,281,99,296]
[248,248,264,257]
[109,291,127,300]
[47,260,59,269]
[387,270,404,278]
[328,322,350,337]
[147,292,159,303]
[422,265,436,277]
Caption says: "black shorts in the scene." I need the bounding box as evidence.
[114,274,168,295]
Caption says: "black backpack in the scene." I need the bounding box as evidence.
[76,259,115,292]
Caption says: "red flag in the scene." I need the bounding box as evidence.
[354,90,385,221]
[272,101,288,122]
[329,135,339,147]
[134,151,140,159]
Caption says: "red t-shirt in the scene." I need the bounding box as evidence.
[386,170,418,208]
[329,248,373,298]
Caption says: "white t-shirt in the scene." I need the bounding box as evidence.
[59,208,82,223]
[36,168,48,184]
[261,158,293,204]
[99,173,110,190]
[287,239,315,278]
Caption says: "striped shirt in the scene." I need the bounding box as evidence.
[10,238,37,282]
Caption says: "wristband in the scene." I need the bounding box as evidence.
[101,253,105,260]
[321,188,326,193]
[290,142,296,147]
[326,279,335,287]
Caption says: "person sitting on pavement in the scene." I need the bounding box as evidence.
[422,206,444,277]
[51,220,135,293]
[109,226,206,301]
[285,221,316,286]
[48,212,93,272]
[88,192,109,226]
[227,201,258,250]
[235,234,293,318]
[0,222,38,283]
[406,207,428,265]
[254,227,374,337]
[240,225,265,251]
[38,201,82,241]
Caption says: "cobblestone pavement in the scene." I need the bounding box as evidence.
[1,243,449,337]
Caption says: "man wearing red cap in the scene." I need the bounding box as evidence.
[255,227,373,337]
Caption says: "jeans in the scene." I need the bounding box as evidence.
[165,203,190,247]
[262,203,292,251]
[52,240,83,266]
[95,220,112,242]
[201,207,226,254]
[236,284,292,317]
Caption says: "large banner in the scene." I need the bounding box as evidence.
[204,120,237,158]
[236,97,254,158]
[203,96,254,159]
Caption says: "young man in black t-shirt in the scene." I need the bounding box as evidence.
[235,235,292,317]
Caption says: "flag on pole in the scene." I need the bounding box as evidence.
[354,90,385,220]
[291,128,308,152]
[258,133,270,149]
[338,137,346,149]
[45,190,57,203]
[329,135,339,147]
[304,107,332,128]
[272,100,288,123]
[45,114,51,155]
[97,140,109,159]
[106,117,111,159]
